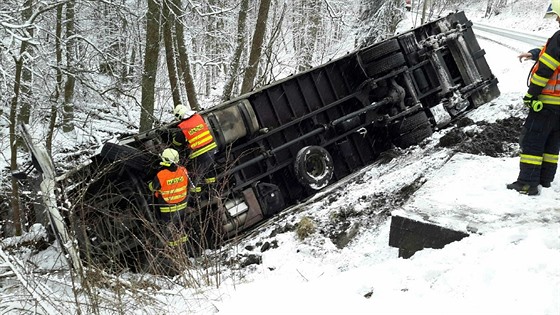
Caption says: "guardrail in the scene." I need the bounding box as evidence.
[473,22,548,47]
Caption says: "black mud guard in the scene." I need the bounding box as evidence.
[254,182,285,217]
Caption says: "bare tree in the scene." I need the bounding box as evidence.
[221,0,249,101]
[241,0,272,94]
[6,0,61,236]
[47,3,64,153]
[16,0,33,127]
[162,0,182,107]
[293,0,322,72]
[140,0,162,132]
[7,0,37,236]
[9,76,22,236]
[356,0,405,47]
[170,0,200,110]
[62,0,76,133]
[485,0,507,17]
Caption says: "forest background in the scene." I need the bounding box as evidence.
[0,0,506,245]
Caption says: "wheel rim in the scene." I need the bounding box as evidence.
[306,153,327,177]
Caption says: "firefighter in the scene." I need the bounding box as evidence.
[172,104,218,195]
[148,148,189,247]
[508,0,560,195]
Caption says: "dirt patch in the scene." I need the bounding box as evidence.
[321,175,426,249]
[439,116,523,157]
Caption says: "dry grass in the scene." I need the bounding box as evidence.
[295,216,316,240]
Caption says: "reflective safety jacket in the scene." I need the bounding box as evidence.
[150,164,189,213]
[173,113,218,159]
[528,30,560,105]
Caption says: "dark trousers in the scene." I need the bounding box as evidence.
[152,204,189,246]
[189,149,217,188]
[518,106,560,185]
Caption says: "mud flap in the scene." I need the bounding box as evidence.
[255,182,284,217]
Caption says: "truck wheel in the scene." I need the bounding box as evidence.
[360,39,400,63]
[389,111,431,136]
[392,125,433,148]
[72,175,151,270]
[294,146,334,190]
[365,52,406,77]
[390,111,433,148]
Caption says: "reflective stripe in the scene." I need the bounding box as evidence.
[531,73,548,87]
[164,193,187,202]
[160,186,187,200]
[189,142,218,159]
[540,52,560,71]
[205,177,216,184]
[190,186,202,193]
[543,72,560,94]
[159,202,188,213]
[190,131,213,147]
[520,154,543,166]
[543,153,559,164]
[168,235,188,247]
[538,94,560,105]
[172,138,183,147]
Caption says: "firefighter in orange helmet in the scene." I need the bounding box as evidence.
[172,104,218,195]
[508,1,560,195]
[148,148,189,247]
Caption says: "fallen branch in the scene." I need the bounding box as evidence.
[0,248,67,315]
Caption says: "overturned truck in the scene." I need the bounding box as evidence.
[25,11,500,271]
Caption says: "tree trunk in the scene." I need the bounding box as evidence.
[421,0,429,24]
[170,0,200,111]
[258,3,286,86]
[162,0,181,107]
[7,0,39,236]
[297,0,321,72]
[222,0,249,101]
[241,0,272,94]
[17,0,34,126]
[47,3,64,153]
[9,55,24,237]
[139,0,161,132]
[62,0,76,133]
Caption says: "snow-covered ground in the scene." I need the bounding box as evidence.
[2,2,560,315]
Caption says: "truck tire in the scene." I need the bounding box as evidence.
[360,39,400,63]
[294,146,334,190]
[392,125,433,148]
[390,111,433,148]
[100,142,153,170]
[389,111,431,136]
[72,175,151,269]
[365,52,406,77]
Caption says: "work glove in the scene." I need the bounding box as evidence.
[523,93,543,112]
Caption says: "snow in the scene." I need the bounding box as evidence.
[2,3,560,315]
